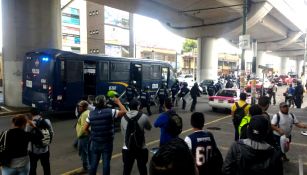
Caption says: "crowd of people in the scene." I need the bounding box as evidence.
[1,80,307,175]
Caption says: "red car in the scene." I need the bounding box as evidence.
[245,80,263,93]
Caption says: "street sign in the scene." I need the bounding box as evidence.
[239,34,251,49]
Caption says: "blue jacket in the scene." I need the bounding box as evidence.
[154,110,176,146]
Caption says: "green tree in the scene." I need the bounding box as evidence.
[182,39,197,53]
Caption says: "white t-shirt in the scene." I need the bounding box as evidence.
[271,112,299,137]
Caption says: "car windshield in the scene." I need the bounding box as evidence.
[185,75,193,78]
[201,80,213,85]
[216,90,237,97]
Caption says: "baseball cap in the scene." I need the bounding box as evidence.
[247,115,269,142]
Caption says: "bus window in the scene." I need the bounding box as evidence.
[142,65,151,81]
[110,62,130,81]
[169,68,176,81]
[151,65,161,80]
[60,61,65,82]
[99,62,109,81]
[162,67,169,82]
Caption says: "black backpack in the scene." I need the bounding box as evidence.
[124,112,145,151]
[31,118,53,148]
[165,111,182,137]
[0,130,10,166]
[233,102,248,128]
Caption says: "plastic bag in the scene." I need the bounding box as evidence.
[280,135,290,153]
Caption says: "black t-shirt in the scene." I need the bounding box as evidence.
[6,128,31,159]
[6,127,42,159]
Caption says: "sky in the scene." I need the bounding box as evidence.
[133,14,185,52]
[133,14,240,54]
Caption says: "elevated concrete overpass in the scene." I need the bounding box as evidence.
[90,0,307,79]
[2,0,307,107]
[93,0,305,55]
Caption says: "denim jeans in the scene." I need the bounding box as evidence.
[78,136,90,170]
[2,162,30,175]
[89,141,113,175]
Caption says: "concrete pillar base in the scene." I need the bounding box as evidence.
[2,0,61,107]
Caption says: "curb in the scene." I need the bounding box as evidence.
[0,109,31,117]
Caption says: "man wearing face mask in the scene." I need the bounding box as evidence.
[271,102,307,161]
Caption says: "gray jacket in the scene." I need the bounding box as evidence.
[26,115,54,154]
[121,110,152,149]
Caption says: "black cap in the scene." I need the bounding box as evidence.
[247,115,269,142]
[129,99,140,110]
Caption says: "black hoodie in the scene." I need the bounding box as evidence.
[222,139,283,175]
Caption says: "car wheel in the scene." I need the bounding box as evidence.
[212,107,217,112]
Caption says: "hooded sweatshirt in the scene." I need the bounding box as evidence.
[222,139,283,175]
[121,110,152,149]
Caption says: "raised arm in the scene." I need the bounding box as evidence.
[114,97,127,117]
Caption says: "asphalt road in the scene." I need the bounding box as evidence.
[0,87,307,175]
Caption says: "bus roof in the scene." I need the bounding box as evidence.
[26,48,172,67]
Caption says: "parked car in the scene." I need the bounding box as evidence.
[273,76,283,86]
[208,88,251,111]
[279,75,289,85]
[199,79,217,94]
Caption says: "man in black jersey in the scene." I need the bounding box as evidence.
[184,112,223,175]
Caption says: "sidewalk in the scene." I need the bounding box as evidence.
[0,86,31,116]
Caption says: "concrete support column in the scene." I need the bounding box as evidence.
[256,51,265,78]
[129,13,135,57]
[2,0,61,107]
[280,57,289,75]
[197,37,218,82]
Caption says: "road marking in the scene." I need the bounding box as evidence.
[1,106,12,112]
[299,155,304,175]
[62,114,232,175]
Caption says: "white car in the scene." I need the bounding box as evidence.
[178,74,195,89]
[208,88,251,111]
